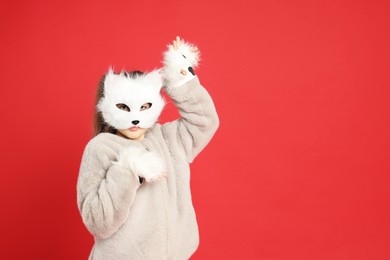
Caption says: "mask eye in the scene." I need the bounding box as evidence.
[140,103,152,111]
[116,103,130,112]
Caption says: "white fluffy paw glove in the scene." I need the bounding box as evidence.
[162,36,200,89]
[114,144,167,183]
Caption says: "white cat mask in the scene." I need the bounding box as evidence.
[97,69,165,130]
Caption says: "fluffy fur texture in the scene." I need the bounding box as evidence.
[114,142,167,182]
[77,77,219,259]
[163,40,200,89]
[78,39,219,259]
[97,69,165,130]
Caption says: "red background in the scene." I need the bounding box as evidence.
[1,0,389,259]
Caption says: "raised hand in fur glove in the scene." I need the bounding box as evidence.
[162,36,200,89]
[113,144,167,183]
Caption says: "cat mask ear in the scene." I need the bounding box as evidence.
[97,68,165,130]
[141,69,164,92]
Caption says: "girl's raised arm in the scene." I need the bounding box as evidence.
[161,37,219,163]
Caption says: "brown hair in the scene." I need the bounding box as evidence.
[92,70,145,137]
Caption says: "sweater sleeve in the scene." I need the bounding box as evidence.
[162,76,219,163]
[76,134,141,239]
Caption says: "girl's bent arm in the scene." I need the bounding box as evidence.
[77,135,141,239]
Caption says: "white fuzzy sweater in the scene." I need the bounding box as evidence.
[77,77,219,260]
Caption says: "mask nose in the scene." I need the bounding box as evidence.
[132,120,140,125]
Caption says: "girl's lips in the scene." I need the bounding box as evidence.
[129,127,139,132]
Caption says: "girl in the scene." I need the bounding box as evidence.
[77,36,219,260]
